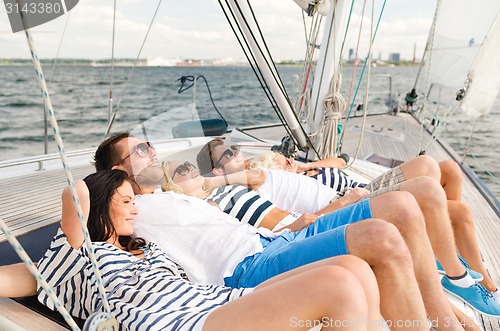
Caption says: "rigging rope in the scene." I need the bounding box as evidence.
[318,72,345,158]
[222,0,320,157]
[218,0,291,137]
[344,0,367,122]
[0,218,80,330]
[0,217,79,331]
[24,29,113,322]
[417,0,440,155]
[176,75,228,127]
[109,0,117,123]
[47,12,71,84]
[105,0,163,138]
[349,0,375,165]
[338,0,387,152]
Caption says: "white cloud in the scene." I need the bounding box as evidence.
[0,0,436,61]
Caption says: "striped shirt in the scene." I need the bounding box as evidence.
[304,167,367,193]
[37,229,250,331]
[206,185,275,227]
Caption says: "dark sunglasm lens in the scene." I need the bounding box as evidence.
[214,145,240,168]
[172,162,195,180]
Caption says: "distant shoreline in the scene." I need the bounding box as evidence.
[0,58,420,67]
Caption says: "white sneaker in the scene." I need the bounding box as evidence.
[492,289,500,303]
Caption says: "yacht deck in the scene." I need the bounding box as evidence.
[0,112,498,329]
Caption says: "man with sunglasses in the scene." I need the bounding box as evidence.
[197,138,245,177]
[92,132,492,328]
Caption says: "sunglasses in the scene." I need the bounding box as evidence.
[120,141,155,163]
[213,145,240,168]
[172,161,196,180]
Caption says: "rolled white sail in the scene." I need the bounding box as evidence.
[460,12,500,117]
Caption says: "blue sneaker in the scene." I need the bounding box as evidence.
[436,256,483,281]
[441,276,500,317]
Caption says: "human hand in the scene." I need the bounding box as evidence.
[286,213,319,232]
[345,187,370,203]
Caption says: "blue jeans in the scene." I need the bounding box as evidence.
[224,198,373,288]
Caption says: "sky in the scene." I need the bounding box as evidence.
[0,0,437,63]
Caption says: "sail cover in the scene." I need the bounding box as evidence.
[425,0,500,116]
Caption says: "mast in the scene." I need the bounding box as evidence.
[227,0,308,150]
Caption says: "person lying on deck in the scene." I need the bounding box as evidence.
[93,132,480,331]
[250,151,500,303]
[164,158,498,330]
[198,138,500,305]
[1,169,383,331]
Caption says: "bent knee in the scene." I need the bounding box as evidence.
[415,155,440,179]
[381,191,425,226]
[412,176,446,202]
[369,219,412,263]
[440,160,461,178]
[315,266,369,302]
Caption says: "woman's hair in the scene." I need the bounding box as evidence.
[249,151,285,170]
[83,170,145,252]
[161,161,184,194]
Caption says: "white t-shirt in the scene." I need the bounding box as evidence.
[134,190,277,285]
[256,168,338,214]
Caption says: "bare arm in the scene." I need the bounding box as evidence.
[273,213,319,232]
[204,169,267,191]
[60,181,90,249]
[297,156,347,173]
[0,263,37,297]
[314,187,370,215]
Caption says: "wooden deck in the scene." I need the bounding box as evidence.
[0,112,498,329]
[0,163,93,243]
[0,298,68,330]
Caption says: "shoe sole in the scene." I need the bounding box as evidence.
[442,286,500,318]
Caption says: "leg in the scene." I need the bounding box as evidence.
[241,219,428,330]
[204,265,372,331]
[260,255,382,331]
[366,155,440,192]
[449,303,482,331]
[368,191,463,331]
[449,200,497,291]
[439,160,462,201]
[344,220,428,331]
[399,155,441,182]
[390,177,465,276]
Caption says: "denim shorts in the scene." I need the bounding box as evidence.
[224,198,373,288]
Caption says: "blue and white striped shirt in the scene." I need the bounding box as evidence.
[207,185,274,227]
[37,229,250,331]
[304,167,366,193]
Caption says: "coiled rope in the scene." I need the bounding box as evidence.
[24,29,113,323]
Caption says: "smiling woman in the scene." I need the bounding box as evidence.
[0,169,382,331]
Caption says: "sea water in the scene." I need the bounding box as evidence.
[0,65,498,197]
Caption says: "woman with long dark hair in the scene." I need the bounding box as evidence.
[31,169,381,331]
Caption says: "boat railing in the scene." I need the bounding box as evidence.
[347,73,395,116]
[0,148,95,172]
